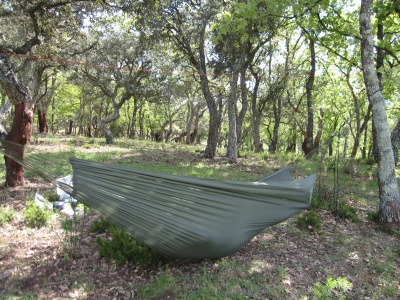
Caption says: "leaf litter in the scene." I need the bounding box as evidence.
[0,142,399,299]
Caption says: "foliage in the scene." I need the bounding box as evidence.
[0,207,15,226]
[138,273,176,299]
[311,197,329,210]
[335,202,358,223]
[367,210,380,223]
[89,218,112,234]
[313,276,353,300]
[60,215,82,259]
[297,211,322,232]
[23,200,53,228]
[44,191,60,203]
[95,223,165,268]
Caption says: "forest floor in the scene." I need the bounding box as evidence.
[0,139,400,299]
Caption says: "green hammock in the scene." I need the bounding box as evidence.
[57,158,316,259]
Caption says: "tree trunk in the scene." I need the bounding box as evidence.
[303,37,316,156]
[286,126,297,153]
[186,102,195,144]
[0,54,35,186]
[37,109,48,133]
[99,119,114,144]
[190,108,202,144]
[352,104,372,158]
[201,75,220,158]
[360,0,400,228]
[313,108,324,150]
[390,120,400,165]
[269,95,282,154]
[130,97,144,139]
[250,74,263,153]
[227,73,238,163]
[5,102,33,186]
[197,21,220,158]
[68,120,73,135]
[139,105,145,138]
[237,68,248,149]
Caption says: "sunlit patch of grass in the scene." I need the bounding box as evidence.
[248,260,272,275]
[138,272,177,299]
[175,260,265,299]
[24,150,75,180]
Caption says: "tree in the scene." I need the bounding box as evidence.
[131,0,223,157]
[0,0,96,186]
[211,0,283,161]
[81,28,151,144]
[360,0,400,228]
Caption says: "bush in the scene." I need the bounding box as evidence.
[341,162,360,176]
[297,211,322,232]
[0,207,15,226]
[23,200,53,228]
[312,184,335,210]
[89,218,111,234]
[367,210,380,223]
[44,191,60,203]
[336,202,357,223]
[313,276,353,300]
[311,197,329,210]
[95,224,165,267]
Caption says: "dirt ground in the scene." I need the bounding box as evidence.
[1,142,400,299]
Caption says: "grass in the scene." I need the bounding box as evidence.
[0,207,15,226]
[1,136,399,299]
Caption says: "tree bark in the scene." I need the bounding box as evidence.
[390,120,400,165]
[237,68,249,150]
[360,0,400,228]
[0,54,35,186]
[250,72,263,153]
[5,102,34,186]
[313,108,324,150]
[37,109,48,133]
[198,29,220,158]
[303,37,316,156]
[227,73,238,163]
[185,102,195,144]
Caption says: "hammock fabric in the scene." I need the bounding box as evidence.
[58,158,316,259]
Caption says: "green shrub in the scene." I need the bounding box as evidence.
[366,210,380,223]
[96,224,165,267]
[313,184,335,210]
[297,211,322,232]
[23,200,53,228]
[313,276,353,300]
[325,159,336,171]
[60,215,81,258]
[336,202,357,223]
[311,197,328,210]
[44,190,60,203]
[341,162,360,176]
[364,157,376,166]
[0,207,15,226]
[89,218,111,234]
